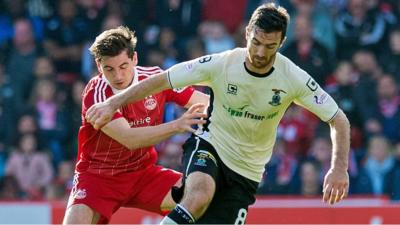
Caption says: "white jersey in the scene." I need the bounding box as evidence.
[167,48,338,182]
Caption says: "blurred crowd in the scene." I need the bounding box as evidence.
[0,0,400,202]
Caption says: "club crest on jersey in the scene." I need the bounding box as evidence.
[194,150,217,167]
[144,96,157,110]
[73,188,87,199]
[269,89,287,106]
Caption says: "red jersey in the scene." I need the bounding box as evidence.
[76,66,194,176]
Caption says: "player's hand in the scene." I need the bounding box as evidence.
[86,101,116,130]
[174,103,208,133]
[322,168,349,205]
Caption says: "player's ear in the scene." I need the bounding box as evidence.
[132,51,138,66]
[280,36,287,48]
[96,60,103,73]
[245,26,250,41]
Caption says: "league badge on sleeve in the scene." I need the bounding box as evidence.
[306,78,318,91]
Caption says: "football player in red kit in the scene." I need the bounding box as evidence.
[62,26,209,224]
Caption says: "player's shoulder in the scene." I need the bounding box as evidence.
[136,66,163,74]
[197,48,244,66]
[214,47,244,60]
[136,66,164,81]
[275,52,310,80]
[83,74,110,99]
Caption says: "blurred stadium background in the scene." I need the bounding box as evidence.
[0,0,400,224]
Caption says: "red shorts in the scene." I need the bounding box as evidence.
[66,165,181,223]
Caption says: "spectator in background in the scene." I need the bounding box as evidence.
[33,56,56,80]
[154,0,202,41]
[326,61,363,149]
[26,0,54,19]
[12,111,39,147]
[158,141,184,172]
[258,139,299,195]
[47,160,74,200]
[278,105,314,157]
[370,75,400,143]
[75,0,107,40]
[30,79,69,166]
[0,175,22,200]
[317,0,348,16]
[5,133,54,199]
[282,14,334,86]
[308,137,332,183]
[0,62,21,147]
[184,38,206,60]
[352,50,383,136]
[0,142,7,178]
[6,18,42,103]
[380,28,400,83]
[296,160,322,196]
[198,21,235,54]
[0,0,44,46]
[43,0,87,74]
[202,0,247,33]
[65,79,85,159]
[385,142,400,200]
[16,112,38,136]
[355,135,395,195]
[286,0,336,53]
[335,0,387,59]
[157,27,179,68]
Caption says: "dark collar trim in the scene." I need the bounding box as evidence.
[243,62,275,78]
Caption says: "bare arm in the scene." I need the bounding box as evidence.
[110,72,170,111]
[323,109,350,205]
[86,72,170,129]
[329,109,350,172]
[101,103,207,150]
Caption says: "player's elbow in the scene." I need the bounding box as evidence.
[330,109,350,129]
[116,134,139,150]
[125,138,147,150]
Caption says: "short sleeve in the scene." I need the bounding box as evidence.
[165,86,195,106]
[167,53,224,89]
[293,70,339,122]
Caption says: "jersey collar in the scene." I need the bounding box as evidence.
[243,62,275,78]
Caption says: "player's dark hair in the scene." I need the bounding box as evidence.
[89,26,137,61]
[247,3,290,42]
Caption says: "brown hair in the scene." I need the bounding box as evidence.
[89,26,137,61]
[247,3,290,42]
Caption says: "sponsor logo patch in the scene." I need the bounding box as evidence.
[227,84,238,95]
[314,93,328,104]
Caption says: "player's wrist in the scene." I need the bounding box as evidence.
[169,120,181,133]
[108,96,121,111]
[329,165,348,173]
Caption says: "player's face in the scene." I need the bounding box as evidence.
[97,50,137,90]
[245,27,283,71]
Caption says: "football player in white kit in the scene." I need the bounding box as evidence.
[86,3,350,224]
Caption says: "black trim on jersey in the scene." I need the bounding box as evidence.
[243,62,275,78]
[166,71,174,89]
[326,108,339,123]
[203,89,214,132]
